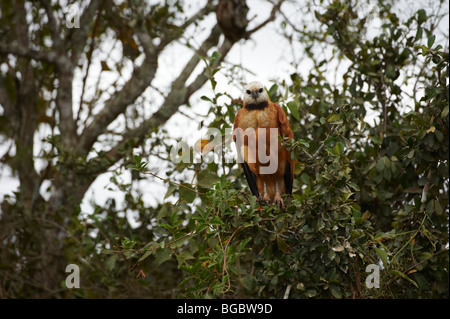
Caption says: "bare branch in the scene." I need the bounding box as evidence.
[77,0,161,154]
[77,5,104,124]
[158,0,216,50]
[77,0,217,155]
[0,43,67,65]
[87,25,223,174]
[244,0,284,36]
[67,0,103,64]
[38,0,62,49]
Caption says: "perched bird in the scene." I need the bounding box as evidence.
[233,81,294,209]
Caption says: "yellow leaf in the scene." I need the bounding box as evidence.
[194,139,214,154]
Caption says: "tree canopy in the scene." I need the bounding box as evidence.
[0,0,448,298]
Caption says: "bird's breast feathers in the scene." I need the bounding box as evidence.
[237,103,277,130]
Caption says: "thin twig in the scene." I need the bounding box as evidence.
[142,170,204,195]
[244,0,285,36]
[103,230,197,254]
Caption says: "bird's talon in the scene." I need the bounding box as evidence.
[273,194,285,210]
[258,196,271,205]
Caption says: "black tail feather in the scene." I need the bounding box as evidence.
[284,160,293,195]
[241,162,259,197]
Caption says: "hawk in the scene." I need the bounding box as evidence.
[233,81,294,209]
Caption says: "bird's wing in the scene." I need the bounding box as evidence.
[273,103,295,194]
[273,102,294,139]
[234,110,260,198]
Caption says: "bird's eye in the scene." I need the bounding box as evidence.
[246,90,251,94]
[259,88,263,93]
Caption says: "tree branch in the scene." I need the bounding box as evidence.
[77,0,217,155]
[157,0,215,50]
[5,1,41,216]
[38,0,62,49]
[87,25,223,174]
[77,1,160,154]
[0,43,65,65]
[66,0,103,64]
[244,0,284,37]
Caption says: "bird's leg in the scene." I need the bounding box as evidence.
[260,182,271,205]
[273,181,285,210]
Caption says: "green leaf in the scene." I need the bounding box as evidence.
[343,192,353,201]
[196,170,220,188]
[441,106,449,118]
[327,113,343,125]
[276,235,290,253]
[374,247,388,268]
[417,9,426,24]
[212,67,222,76]
[238,237,252,252]
[179,183,197,203]
[333,142,344,156]
[347,181,360,191]
[268,84,279,102]
[248,195,257,211]
[389,269,419,288]
[418,176,428,186]
[300,172,310,185]
[362,210,371,220]
[209,51,221,66]
[240,275,256,292]
[286,101,300,121]
[121,237,136,249]
[415,27,423,41]
[302,87,317,96]
[164,184,177,200]
[386,64,396,79]
[106,255,117,271]
[155,248,172,265]
[427,35,435,48]
[329,285,342,299]
[376,158,385,172]
[211,78,217,90]
[297,139,310,147]
[126,164,137,170]
[434,200,443,215]
[138,244,159,262]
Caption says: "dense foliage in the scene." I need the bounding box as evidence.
[0,0,448,298]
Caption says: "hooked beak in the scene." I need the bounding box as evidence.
[251,91,258,100]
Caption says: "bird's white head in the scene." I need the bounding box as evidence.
[243,81,269,109]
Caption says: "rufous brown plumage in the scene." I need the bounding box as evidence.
[233,81,294,209]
